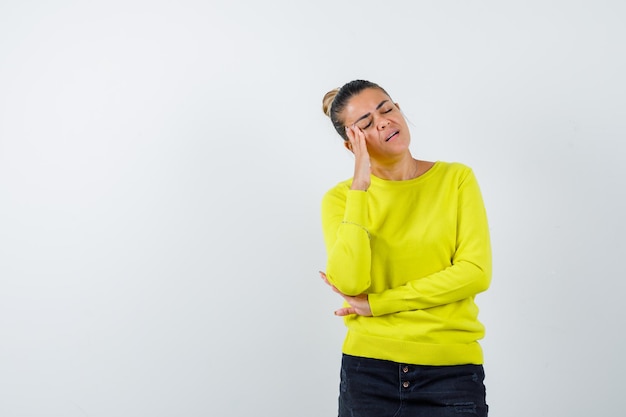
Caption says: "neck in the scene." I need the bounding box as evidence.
[371,153,419,181]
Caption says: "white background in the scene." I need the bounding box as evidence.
[1,1,624,416]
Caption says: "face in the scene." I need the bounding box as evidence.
[341,87,411,160]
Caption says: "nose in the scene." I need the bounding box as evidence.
[377,117,391,130]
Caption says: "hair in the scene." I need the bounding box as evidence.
[322,80,391,141]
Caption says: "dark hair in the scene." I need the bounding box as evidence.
[322,80,391,141]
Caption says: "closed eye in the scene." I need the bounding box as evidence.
[355,118,373,130]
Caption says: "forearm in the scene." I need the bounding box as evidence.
[369,258,491,316]
[322,189,372,295]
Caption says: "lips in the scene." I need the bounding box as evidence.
[385,130,400,142]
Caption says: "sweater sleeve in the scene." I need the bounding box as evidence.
[368,169,492,316]
[321,188,372,296]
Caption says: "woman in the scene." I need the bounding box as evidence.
[320,80,491,417]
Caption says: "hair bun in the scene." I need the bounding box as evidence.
[322,88,340,117]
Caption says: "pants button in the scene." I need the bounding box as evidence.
[402,366,409,373]
[402,381,410,388]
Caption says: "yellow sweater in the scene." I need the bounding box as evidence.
[321,161,491,365]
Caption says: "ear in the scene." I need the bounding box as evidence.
[344,140,353,152]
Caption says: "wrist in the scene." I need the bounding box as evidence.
[350,180,369,191]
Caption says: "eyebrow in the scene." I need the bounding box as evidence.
[352,100,389,125]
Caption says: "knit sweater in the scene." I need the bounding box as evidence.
[321,161,491,365]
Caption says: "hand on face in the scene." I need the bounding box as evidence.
[340,88,411,166]
[345,125,371,191]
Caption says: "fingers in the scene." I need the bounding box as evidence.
[334,307,356,316]
[319,271,331,287]
[345,124,361,139]
[345,125,355,142]
[337,293,372,317]
[319,271,341,294]
[346,125,366,153]
[345,126,371,191]
[319,271,371,316]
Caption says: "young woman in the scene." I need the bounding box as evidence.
[320,80,491,417]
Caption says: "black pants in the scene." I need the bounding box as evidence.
[339,354,488,417]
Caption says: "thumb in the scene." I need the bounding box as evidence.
[334,307,356,316]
